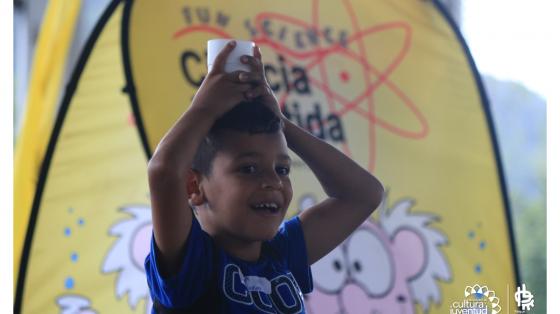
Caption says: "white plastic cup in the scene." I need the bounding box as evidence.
[207,39,255,73]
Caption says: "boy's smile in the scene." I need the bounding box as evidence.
[194,129,293,259]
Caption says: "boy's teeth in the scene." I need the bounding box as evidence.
[254,202,279,210]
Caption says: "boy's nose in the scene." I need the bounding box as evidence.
[261,172,282,190]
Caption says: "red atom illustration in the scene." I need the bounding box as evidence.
[172,0,429,172]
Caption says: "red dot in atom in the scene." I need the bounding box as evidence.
[339,71,350,83]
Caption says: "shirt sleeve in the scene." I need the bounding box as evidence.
[272,216,314,293]
[144,216,214,308]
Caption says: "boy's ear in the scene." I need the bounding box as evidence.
[186,169,206,206]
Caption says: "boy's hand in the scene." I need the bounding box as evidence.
[237,45,284,119]
[190,41,254,120]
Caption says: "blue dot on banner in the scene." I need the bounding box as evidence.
[468,230,475,239]
[71,252,79,263]
[64,227,71,237]
[479,240,486,250]
[65,277,75,289]
[475,264,482,273]
[77,218,85,226]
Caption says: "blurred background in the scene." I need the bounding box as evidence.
[13,0,546,312]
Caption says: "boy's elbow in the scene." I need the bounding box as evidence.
[147,159,165,178]
[337,175,384,212]
[362,176,384,212]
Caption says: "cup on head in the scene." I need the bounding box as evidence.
[207,39,255,73]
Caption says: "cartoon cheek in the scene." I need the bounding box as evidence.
[132,224,152,270]
[392,228,425,278]
[304,289,342,314]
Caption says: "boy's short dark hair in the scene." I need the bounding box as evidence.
[192,101,284,176]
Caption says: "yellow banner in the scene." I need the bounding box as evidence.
[128,1,517,311]
[15,0,517,313]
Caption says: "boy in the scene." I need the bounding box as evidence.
[145,41,384,313]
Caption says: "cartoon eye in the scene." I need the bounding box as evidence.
[346,229,394,297]
[311,245,348,293]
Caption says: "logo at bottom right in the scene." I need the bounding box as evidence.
[515,283,535,312]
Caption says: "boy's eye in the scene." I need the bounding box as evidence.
[240,165,257,174]
[276,166,290,176]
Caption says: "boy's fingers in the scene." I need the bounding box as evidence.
[210,40,236,73]
[245,84,269,99]
[225,70,255,83]
[225,70,263,85]
[241,55,263,73]
[224,70,243,81]
[237,71,262,84]
[253,45,262,61]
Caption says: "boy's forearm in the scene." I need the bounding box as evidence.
[282,116,383,207]
[148,107,215,176]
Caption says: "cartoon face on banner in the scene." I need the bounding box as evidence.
[16,0,518,313]
[301,195,451,313]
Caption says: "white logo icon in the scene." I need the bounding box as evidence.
[464,285,501,314]
[515,284,535,311]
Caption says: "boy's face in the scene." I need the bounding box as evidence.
[198,130,293,242]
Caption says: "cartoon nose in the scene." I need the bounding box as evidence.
[340,283,375,314]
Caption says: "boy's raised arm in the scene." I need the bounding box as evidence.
[147,109,212,277]
[147,41,251,276]
[241,47,384,265]
[283,118,384,265]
